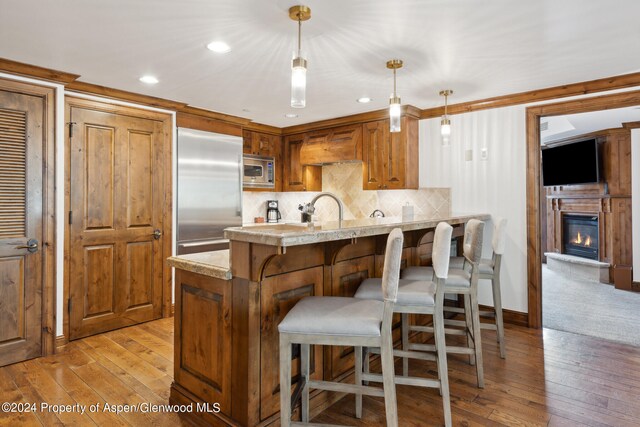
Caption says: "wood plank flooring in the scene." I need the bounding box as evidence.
[1,318,639,426]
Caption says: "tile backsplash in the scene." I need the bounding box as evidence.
[242,163,450,224]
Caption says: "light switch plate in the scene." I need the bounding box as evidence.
[465,149,473,161]
[480,147,488,160]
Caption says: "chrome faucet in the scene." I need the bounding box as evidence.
[300,192,344,223]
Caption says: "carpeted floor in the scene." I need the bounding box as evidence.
[543,264,640,347]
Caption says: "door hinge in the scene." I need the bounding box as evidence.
[68,298,72,314]
[68,122,76,138]
[68,211,73,224]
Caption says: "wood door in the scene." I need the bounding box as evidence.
[329,256,374,379]
[260,266,324,421]
[362,120,387,190]
[0,89,45,367]
[68,106,165,340]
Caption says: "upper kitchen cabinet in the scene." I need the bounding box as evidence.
[242,129,280,158]
[283,133,321,192]
[362,116,418,190]
[299,124,362,165]
[243,130,283,192]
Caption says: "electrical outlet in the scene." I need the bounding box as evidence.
[481,147,488,160]
[465,149,473,161]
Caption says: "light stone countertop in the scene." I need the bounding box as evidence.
[167,249,231,280]
[224,213,491,248]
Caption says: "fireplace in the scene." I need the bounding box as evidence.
[562,214,599,260]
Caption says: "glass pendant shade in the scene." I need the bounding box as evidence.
[389,97,401,133]
[441,117,451,146]
[291,57,307,108]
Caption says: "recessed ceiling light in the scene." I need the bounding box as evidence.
[207,41,231,53]
[285,113,298,118]
[357,97,372,103]
[139,75,159,84]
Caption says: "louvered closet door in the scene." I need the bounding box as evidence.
[0,90,44,367]
[68,106,164,340]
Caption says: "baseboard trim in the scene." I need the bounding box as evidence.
[55,335,68,349]
[479,304,529,328]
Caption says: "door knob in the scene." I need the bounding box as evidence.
[152,229,162,240]
[16,239,39,253]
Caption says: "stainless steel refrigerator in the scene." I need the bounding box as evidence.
[177,128,243,254]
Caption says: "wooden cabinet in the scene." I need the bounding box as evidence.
[300,124,362,165]
[362,117,419,190]
[242,130,280,158]
[283,133,322,191]
[173,269,233,414]
[243,130,283,191]
[259,266,324,420]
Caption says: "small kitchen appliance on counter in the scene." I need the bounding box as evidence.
[266,200,281,223]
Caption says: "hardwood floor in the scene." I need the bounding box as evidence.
[1,318,639,426]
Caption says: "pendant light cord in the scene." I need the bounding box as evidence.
[393,68,397,96]
[298,17,302,57]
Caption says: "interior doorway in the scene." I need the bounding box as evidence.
[526,90,640,330]
[0,78,56,367]
[536,107,640,346]
[64,97,173,341]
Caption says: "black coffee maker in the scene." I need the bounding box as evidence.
[266,200,281,223]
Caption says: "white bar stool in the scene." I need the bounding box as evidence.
[278,228,405,427]
[401,219,485,388]
[353,222,454,427]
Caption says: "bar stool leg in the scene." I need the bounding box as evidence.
[401,313,409,376]
[355,346,363,419]
[492,276,506,359]
[380,335,398,427]
[470,291,484,388]
[434,309,452,427]
[363,347,370,385]
[301,344,310,423]
[464,294,475,366]
[280,337,292,427]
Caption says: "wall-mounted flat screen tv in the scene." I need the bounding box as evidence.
[542,138,600,187]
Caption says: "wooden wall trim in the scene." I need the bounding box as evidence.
[282,105,420,135]
[66,81,188,111]
[0,57,80,84]
[421,71,640,119]
[0,77,57,356]
[623,121,640,129]
[526,88,640,329]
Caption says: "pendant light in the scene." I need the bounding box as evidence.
[440,89,453,145]
[387,59,403,133]
[289,5,311,108]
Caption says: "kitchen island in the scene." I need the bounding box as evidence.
[167,213,489,426]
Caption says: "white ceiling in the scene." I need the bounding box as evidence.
[1,0,640,127]
[541,106,640,144]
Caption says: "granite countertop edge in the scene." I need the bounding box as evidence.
[167,250,232,280]
[224,213,491,247]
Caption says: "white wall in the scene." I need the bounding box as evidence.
[419,106,528,312]
[632,129,640,281]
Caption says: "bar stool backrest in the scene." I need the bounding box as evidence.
[463,219,485,264]
[432,222,453,280]
[492,217,508,256]
[382,228,404,303]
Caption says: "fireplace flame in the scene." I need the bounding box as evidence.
[572,231,592,247]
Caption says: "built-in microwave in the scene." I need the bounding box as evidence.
[243,154,275,188]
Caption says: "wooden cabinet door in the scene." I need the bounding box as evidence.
[301,125,362,165]
[385,116,418,189]
[254,132,279,157]
[0,89,44,366]
[68,105,166,339]
[362,121,387,190]
[283,134,321,192]
[260,266,324,421]
[242,129,253,154]
[283,133,305,191]
[174,270,232,412]
[329,256,375,379]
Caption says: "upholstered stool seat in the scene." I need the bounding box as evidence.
[278,297,384,337]
[355,279,436,307]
